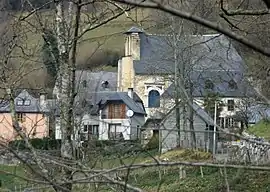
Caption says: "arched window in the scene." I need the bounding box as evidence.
[228,79,237,90]
[148,90,160,108]
[205,79,214,90]
[82,80,87,88]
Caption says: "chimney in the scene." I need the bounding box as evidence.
[128,88,133,99]
[39,92,47,107]
[124,27,143,60]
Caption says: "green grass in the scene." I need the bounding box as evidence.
[16,8,155,62]
[0,8,155,90]
[248,120,270,141]
[129,166,270,192]
[2,149,269,192]
[0,165,27,190]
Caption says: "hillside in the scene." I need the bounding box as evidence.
[1,149,270,191]
[248,120,270,141]
[0,8,156,96]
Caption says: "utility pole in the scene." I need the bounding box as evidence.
[213,101,217,155]
[173,17,181,147]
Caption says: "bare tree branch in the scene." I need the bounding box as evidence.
[114,0,270,57]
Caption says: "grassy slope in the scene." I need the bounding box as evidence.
[1,149,269,192]
[248,120,270,141]
[0,8,154,93]
[0,164,28,190]
[20,8,154,65]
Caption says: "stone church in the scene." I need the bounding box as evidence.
[117,26,255,125]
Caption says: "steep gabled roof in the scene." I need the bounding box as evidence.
[160,102,215,126]
[133,33,245,74]
[96,92,146,115]
[124,26,144,34]
[75,70,117,92]
[162,71,256,98]
[55,91,146,117]
[0,90,48,113]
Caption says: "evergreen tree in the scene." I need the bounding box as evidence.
[42,29,59,87]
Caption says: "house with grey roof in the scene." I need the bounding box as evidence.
[0,90,50,143]
[159,102,216,153]
[53,70,117,98]
[117,26,258,134]
[53,70,147,141]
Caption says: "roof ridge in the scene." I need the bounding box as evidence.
[147,33,222,37]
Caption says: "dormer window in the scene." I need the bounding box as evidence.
[205,79,214,90]
[228,79,237,90]
[101,81,109,89]
[82,99,87,107]
[82,80,87,88]
[17,100,23,106]
[24,99,31,106]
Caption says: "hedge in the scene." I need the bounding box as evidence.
[9,138,61,150]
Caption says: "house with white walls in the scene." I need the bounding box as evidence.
[53,70,146,141]
[55,89,146,141]
[117,26,257,130]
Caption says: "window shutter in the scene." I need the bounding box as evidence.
[121,104,126,118]
[23,113,26,122]
[109,104,113,119]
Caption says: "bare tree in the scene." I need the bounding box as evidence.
[2,0,270,191]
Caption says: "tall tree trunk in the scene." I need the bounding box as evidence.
[55,0,73,191]
[188,85,196,149]
[174,27,181,147]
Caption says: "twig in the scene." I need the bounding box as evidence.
[114,0,270,57]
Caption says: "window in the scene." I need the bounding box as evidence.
[24,99,31,106]
[205,79,214,90]
[108,124,123,140]
[227,100,235,111]
[83,125,88,132]
[148,90,160,108]
[82,125,99,135]
[228,79,237,90]
[108,103,126,119]
[16,113,26,123]
[17,100,23,106]
[82,99,87,107]
[101,81,109,88]
[225,117,234,128]
[89,125,99,136]
[217,117,225,128]
[82,80,87,88]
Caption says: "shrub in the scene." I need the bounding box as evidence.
[9,138,61,150]
[144,131,159,150]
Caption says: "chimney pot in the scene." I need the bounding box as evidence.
[128,88,133,99]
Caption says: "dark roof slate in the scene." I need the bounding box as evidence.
[96,92,146,115]
[0,90,48,113]
[124,26,144,34]
[161,102,215,126]
[75,70,117,92]
[162,71,256,98]
[133,33,245,74]
[57,91,146,116]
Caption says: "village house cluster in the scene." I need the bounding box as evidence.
[1,27,269,152]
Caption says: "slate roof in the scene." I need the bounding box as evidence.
[124,26,144,34]
[54,70,146,116]
[193,103,215,126]
[236,104,270,124]
[0,90,48,113]
[162,71,256,98]
[59,91,146,116]
[75,70,117,92]
[133,32,245,74]
[160,102,215,126]
[74,70,118,113]
[95,92,146,115]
